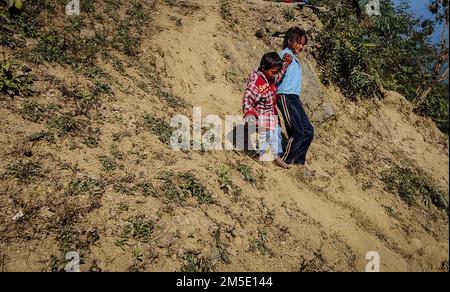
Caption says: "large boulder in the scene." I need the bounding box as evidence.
[299,57,336,123]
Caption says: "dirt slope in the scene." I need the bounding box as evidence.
[0,0,448,272]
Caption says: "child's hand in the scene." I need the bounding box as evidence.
[283,53,293,65]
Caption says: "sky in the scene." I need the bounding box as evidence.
[393,0,448,44]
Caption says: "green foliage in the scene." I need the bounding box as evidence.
[0,60,33,96]
[249,227,272,256]
[217,165,242,201]
[298,249,331,272]
[136,180,158,197]
[113,22,141,57]
[0,6,39,42]
[111,176,158,197]
[65,176,105,198]
[1,0,150,71]
[116,215,156,247]
[416,83,449,134]
[235,162,265,189]
[35,33,67,64]
[127,0,149,25]
[165,0,177,6]
[158,171,214,205]
[219,0,237,26]
[179,250,213,272]
[35,28,103,67]
[156,89,187,108]
[31,17,106,68]
[381,160,448,212]
[312,0,448,132]
[47,114,83,136]
[110,143,124,160]
[5,160,44,183]
[141,113,173,144]
[112,58,125,74]
[82,67,113,99]
[284,7,296,22]
[98,155,117,172]
[27,130,55,143]
[82,127,102,148]
[235,162,256,184]
[314,0,423,99]
[259,198,275,225]
[20,99,47,122]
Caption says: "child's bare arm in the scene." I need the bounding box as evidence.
[275,53,293,84]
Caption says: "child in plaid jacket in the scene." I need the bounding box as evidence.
[243,52,292,169]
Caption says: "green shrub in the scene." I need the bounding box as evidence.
[416,84,449,135]
[141,113,173,144]
[381,161,448,212]
[159,171,214,205]
[312,0,448,133]
[0,61,33,96]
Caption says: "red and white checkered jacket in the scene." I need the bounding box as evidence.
[242,66,287,130]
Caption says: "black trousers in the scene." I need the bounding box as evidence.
[277,94,314,165]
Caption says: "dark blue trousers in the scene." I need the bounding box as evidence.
[277,94,314,165]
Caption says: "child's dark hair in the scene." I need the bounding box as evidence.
[259,52,283,71]
[283,27,308,49]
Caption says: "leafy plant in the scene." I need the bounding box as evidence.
[20,99,47,122]
[116,215,156,247]
[179,250,213,272]
[65,177,105,198]
[415,83,449,134]
[381,160,448,212]
[0,60,33,96]
[47,114,83,136]
[312,0,448,132]
[235,162,256,184]
[159,171,214,205]
[217,165,242,201]
[5,160,44,183]
[141,113,173,144]
[249,227,272,256]
[98,155,117,172]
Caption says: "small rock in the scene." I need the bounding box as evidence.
[322,102,336,120]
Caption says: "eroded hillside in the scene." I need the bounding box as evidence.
[0,0,448,272]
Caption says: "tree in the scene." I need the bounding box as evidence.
[310,0,448,133]
[414,0,449,107]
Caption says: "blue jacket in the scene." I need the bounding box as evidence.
[277,48,302,96]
